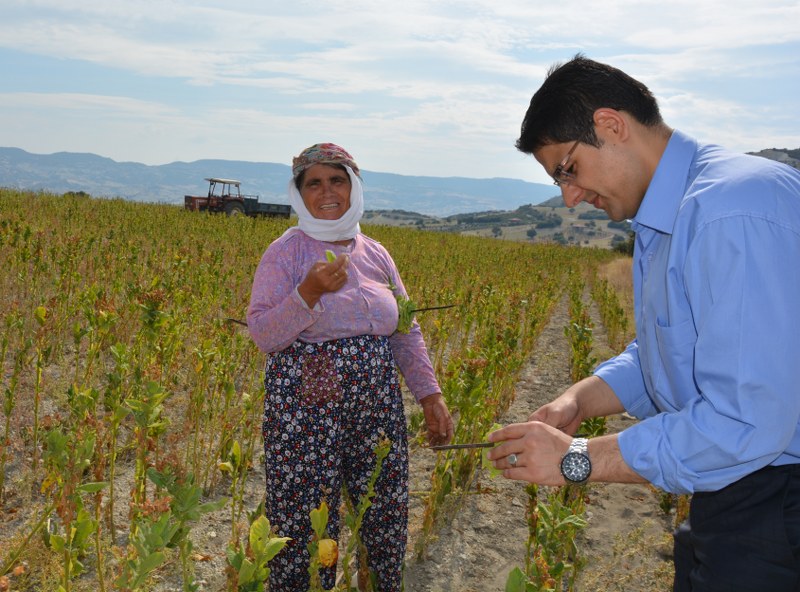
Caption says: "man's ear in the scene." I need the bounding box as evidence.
[593,108,629,141]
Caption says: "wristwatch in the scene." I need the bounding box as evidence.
[560,437,591,485]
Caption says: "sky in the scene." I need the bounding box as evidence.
[1,0,798,186]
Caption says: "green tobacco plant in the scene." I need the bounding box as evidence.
[225,511,290,592]
[78,285,120,385]
[32,304,52,474]
[590,277,630,353]
[127,381,172,533]
[103,342,132,544]
[218,422,260,547]
[41,390,109,592]
[118,466,225,592]
[506,485,588,592]
[1,323,29,503]
[564,275,605,438]
[416,367,489,557]
[217,439,245,538]
[147,466,227,592]
[340,437,391,591]
[564,275,597,384]
[186,338,217,476]
[187,324,260,494]
[115,511,180,592]
[306,501,332,592]
[564,319,595,383]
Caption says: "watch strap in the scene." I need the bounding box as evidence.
[568,437,588,456]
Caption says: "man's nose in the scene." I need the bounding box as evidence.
[561,183,585,208]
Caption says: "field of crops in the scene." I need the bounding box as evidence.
[0,189,637,591]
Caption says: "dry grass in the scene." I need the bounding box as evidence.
[579,523,674,591]
[598,257,635,335]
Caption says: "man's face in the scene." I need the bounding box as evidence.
[534,137,645,222]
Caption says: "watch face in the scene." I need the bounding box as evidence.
[561,452,591,483]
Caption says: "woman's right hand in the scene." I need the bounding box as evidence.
[297,253,349,308]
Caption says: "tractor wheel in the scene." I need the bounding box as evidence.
[224,202,245,216]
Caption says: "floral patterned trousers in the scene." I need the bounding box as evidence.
[262,335,409,591]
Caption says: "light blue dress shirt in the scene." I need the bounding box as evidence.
[595,130,800,494]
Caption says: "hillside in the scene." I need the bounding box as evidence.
[364,147,798,249]
[364,201,632,249]
[747,147,800,168]
[3,145,795,250]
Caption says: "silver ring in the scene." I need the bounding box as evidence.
[508,453,518,467]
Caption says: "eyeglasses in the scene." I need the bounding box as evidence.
[552,138,582,187]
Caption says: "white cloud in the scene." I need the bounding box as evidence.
[0,91,178,118]
[0,0,797,184]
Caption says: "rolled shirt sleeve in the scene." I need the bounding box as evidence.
[594,340,655,419]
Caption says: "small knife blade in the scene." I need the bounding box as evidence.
[428,442,495,451]
[410,304,457,313]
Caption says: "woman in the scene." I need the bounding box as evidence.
[247,143,454,591]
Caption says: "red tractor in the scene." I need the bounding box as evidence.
[184,178,291,218]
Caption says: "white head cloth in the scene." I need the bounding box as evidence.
[286,165,363,242]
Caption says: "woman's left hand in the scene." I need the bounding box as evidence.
[420,393,454,446]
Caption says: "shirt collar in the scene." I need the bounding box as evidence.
[632,129,698,235]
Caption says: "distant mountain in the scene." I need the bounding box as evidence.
[747,147,800,169]
[0,147,559,217]
[3,146,794,218]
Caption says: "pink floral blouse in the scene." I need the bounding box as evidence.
[247,229,440,402]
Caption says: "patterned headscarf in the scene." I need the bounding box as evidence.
[286,143,364,242]
[292,143,360,179]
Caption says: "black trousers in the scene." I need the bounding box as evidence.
[673,464,800,592]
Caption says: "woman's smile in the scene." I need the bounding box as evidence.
[300,164,352,220]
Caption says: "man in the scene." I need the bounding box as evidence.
[488,54,800,591]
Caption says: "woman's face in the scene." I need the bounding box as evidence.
[299,164,352,220]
